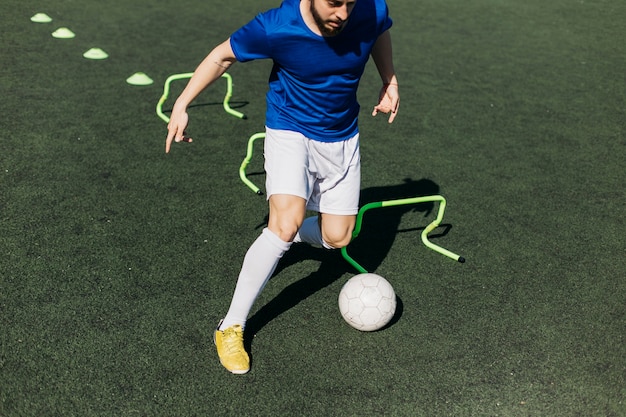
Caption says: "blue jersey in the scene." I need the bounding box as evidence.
[230,0,392,142]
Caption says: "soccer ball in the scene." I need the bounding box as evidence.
[338,273,397,331]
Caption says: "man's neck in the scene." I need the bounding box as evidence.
[300,0,323,36]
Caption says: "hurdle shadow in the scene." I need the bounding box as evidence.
[188,101,249,111]
[160,100,250,117]
[244,178,442,344]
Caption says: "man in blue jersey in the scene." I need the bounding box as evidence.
[165,0,399,374]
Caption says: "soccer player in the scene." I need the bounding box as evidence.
[165,0,399,374]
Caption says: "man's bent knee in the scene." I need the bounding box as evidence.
[320,215,356,249]
[321,233,352,249]
[268,194,307,242]
[270,219,302,242]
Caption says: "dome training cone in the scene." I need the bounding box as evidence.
[126,72,154,86]
[83,48,109,60]
[31,13,52,23]
[52,27,75,39]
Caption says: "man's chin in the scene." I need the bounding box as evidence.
[321,22,343,36]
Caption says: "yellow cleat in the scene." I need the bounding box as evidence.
[214,321,250,374]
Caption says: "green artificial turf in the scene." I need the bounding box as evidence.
[1,0,624,416]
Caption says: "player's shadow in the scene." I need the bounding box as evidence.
[244,178,443,346]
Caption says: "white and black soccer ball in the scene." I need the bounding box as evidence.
[338,273,397,331]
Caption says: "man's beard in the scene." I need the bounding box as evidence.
[310,1,345,36]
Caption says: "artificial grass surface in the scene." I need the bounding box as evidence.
[2,0,624,416]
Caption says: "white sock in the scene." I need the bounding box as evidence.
[293,216,322,245]
[220,228,291,330]
[293,216,333,249]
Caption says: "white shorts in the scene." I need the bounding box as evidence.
[264,127,361,215]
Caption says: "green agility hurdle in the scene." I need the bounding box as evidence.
[341,196,465,273]
[239,132,266,195]
[156,72,246,123]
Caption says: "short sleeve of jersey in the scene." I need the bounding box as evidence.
[379,2,393,33]
[230,14,272,62]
